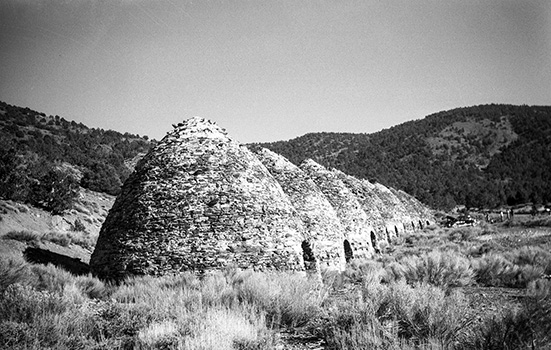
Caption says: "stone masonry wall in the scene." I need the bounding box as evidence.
[332,169,386,242]
[371,182,413,238]
[300,159,374,259]
[255,148,346,271]
[91,117,435,280]
[90,118,305,280]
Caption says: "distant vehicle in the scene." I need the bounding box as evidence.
[441,214,476,228]
[454,214,476,227]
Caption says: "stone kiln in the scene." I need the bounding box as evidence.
[255,148,346,271]
[91,117,435,281]
[90,118,304,280]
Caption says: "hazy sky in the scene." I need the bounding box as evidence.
[1,0,550,143]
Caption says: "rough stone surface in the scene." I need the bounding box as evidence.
[391,188,434,229]
[91,117,435,281]
[332,170,386,234]
[300,159,374,259]
[370,182,413,238]
[90,117,304,280]
[255,148,346,271]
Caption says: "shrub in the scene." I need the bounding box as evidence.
[233,271,324,328]
[317,297,390,349]
[42,231,71,246]
[30,263,74,293]
[473,250,547,288]
[67,230,96,250]
[136,320,181,349]
[178,307,274,350]
[3,230,42,243]
[506,246,551,275]
[74,274,107,299]
[340,259,387,285]
[0,321,32,349]
[472,254,515,287]
[468,290,551,350]
[0,284,65,324]
[71,218,87,232]
[0,253,32,293]
[317,280,472,348]
[376,281,472,347]
[390,251,474,287]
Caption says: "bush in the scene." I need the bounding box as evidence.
[0,284,65,324]
[3,230,42,244]
[468,290,551,350]
[473,249,547,288]
[341,259,388,285]
[316,280,473,349]
[71,218,87,232]
[389,251,474,287]
[506,246,551,275]
[232,270,324,328]
[42,231,71,246]
[30,263,74,293]
[0,253,32,293]
[376,281,472,346]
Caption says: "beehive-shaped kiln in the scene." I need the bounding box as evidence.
[255,148,346,271]
[90,117,304,280]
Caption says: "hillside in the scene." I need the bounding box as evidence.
[0,101,152,213]
[254,104,551,210]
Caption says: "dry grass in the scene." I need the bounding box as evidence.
[1,222,551,349]
[387,251,474,288]
[2,229,96,250]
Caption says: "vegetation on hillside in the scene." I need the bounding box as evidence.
[0,101,153,213]
[255,104,551,210]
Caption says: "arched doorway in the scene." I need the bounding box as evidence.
[301,241,316,271]
[419,220,424,229]
[370,232,379,254]
[343,240,353,262]
[411,221,415,230]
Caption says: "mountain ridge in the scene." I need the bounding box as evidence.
[254,104,551,209]
[2,100,550,211]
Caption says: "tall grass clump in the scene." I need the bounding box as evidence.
[338,259,388,286]
[317,279,473,349]
[388,251,474,287]
[472,247,549,288]
[3,229,95,250]
[3,230,42,243]
[0,253,33,293]
[230,270,326,328]
[376,281,473,347]
[506,246,551,275]
[466,281,551,349]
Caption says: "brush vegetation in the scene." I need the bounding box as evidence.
[2,223,551,349]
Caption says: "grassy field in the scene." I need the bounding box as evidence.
[1,219,551,349]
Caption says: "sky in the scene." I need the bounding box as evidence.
[0,0,550,143]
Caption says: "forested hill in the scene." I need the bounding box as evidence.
[253,105,551,210]
[0,101,153,213]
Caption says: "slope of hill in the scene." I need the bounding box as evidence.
[0,101,153,213]
[254,104,551,209]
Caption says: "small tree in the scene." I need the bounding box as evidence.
[28,164,79,214]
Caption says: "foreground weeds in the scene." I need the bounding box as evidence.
[2,223,551,349]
